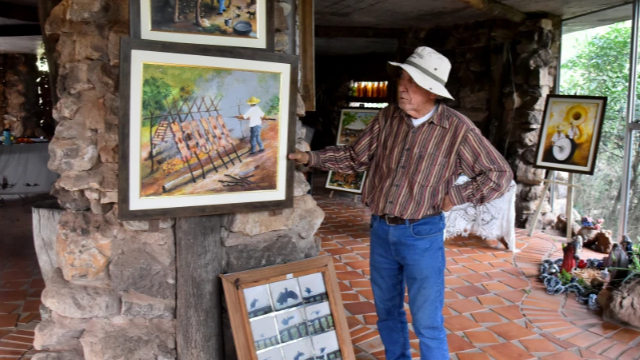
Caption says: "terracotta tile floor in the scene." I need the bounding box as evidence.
[3,192,640,359]
[0,197,47,359]
[314,193,640,360]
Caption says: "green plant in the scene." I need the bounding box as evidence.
[559,269,572,285]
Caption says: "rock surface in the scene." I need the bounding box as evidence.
[80,317,176,360]
[41,269,120,319]
[605,277,640,328]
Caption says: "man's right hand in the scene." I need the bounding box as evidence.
[288,150,310,165]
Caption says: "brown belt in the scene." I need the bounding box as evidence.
[382,212,441,225]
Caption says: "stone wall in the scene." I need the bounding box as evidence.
[34,0,321,359]
[0,53,40,137]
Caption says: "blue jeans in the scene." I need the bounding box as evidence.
[370,214,448,360]
[250,125,263,153]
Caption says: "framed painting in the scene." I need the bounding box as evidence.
[336,109,378,145]
[534,95,607,175]
[220,256,355,360]
[325,170,367,194]
[118,38,298,220]
[130,0,274,50]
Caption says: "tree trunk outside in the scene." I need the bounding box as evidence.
[174,0,179,22]
[150,110,155,173]
[195,0,203,26]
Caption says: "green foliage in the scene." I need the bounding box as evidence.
[561,23,640,237]
[559,268,572,285]
[142,76,172,120]
[266,95,279,117]
[202,24,223,34]
[179,85,195,101]
[342,112,358,127]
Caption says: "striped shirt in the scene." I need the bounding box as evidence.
[309,103,513,219]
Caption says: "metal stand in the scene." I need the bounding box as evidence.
[528,170,579,242]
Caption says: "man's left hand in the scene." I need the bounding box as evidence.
[441,195,454,212]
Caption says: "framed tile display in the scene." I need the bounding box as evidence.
[220,256,355,360]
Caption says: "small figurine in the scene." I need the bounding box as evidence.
[620,235,633,253]
[573,235,584,254]
[562,242,577,273]
[577,259,587,269]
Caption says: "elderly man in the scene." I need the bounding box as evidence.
[289,47,513,359]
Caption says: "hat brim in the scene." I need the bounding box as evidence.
[388,61,454,100]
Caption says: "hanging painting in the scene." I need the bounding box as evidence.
[324,108,378,194]
[534,95,607,175]
[220,256,355,360]
[130,0,274,49]
[118,38,297,220]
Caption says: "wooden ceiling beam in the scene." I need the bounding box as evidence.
[0,1,40,23]
[457,0,526,22]
[315,26,405,39]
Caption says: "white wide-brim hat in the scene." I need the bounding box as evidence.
[388,46,454,100]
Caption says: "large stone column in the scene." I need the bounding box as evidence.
[35,0,322,359]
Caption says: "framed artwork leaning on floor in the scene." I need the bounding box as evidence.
[220,256,355,360]
[118,37,298,220]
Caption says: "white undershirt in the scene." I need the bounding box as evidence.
[411,105,438,127]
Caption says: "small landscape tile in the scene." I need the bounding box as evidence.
[349,280,371,289]
[336,271,366,281]
[0,340,30,350]
[341,292,361,302]
[551,326,583,338]
[579,349,610,360]
[469,254,498,262]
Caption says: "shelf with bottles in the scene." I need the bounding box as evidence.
[349,81,389,100]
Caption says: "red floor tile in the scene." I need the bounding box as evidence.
[343,301,377,316]
[444,315,482,332]
[452,285,490,298]
[519,338,559,353]
[464,330,501,344]
[481,342,536,360]
[447,333,476,352]
[487,322,536,341]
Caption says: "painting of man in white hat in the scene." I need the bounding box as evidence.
[237,96,266,155]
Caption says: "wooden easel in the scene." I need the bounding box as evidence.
[528,170,581,242]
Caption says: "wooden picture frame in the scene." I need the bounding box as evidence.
[130,0,274,50]
[118,37,298,220]
[534,95,608,175]
[220,256,355,360]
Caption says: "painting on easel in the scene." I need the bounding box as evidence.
[118,38,297,220]
[534,95,607,175]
